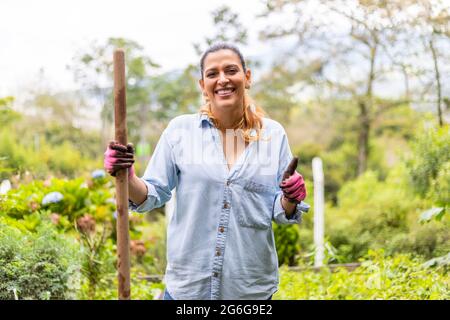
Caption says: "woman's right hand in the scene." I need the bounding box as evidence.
[104,141,135,177]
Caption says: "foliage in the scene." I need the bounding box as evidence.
[77,221,116,300]
[41,123,102,159]
[0,176,116,226]
[193,5,248,56]
[322,166,449,262]
[0,96,21,127]
[406,126,449,213]
[69,37,161,143]
[78,275,164,300]
[0,174,168,299]
[0,127,96,179]
[273,223,301,266]
[149,65,201,120]
[0,220,81,300]
[275,250,449,300]
[130,213,167,276]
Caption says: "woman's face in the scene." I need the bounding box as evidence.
[199,49,251,112]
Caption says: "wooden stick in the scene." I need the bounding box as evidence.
[113,48,131,300]
[282,157,299,205]
[282,157,298,181]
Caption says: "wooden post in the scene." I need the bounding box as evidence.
[312,157,325,267]
[113,48,131,300]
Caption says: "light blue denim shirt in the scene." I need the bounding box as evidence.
[130,113,309,300]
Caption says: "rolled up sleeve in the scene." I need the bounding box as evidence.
[272,191,310,224]
[129,129,178,213]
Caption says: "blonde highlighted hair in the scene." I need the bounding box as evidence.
[199,43,266,142]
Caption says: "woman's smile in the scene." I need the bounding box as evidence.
[215,86,236,98]
[199,49,251,111]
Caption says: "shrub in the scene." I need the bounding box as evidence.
[275,250,449,300]
[0,220,81,300]
[273,223,300,266]
[0,176,116,228]
[325,166,449,261]
[406,126,449,198]
[130,213,168,276]
[0,127,97,180]
[78,275,164,300]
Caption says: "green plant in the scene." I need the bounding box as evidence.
[131,213,167,275]
[406,126,449,196]
[273,223,300,266]
[275,250,449,300]
[79,275,164,300]
[0,176,116,227]
[0,220,81,300]
[76,217,115,300]
[324,165,449,262]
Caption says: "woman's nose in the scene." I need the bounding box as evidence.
[218,72,229,84]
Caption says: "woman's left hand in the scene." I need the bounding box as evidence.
[280,171,307,203]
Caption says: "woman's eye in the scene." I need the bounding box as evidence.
[207,73,217,78]
[227,69,237,74]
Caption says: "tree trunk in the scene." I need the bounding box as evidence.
[357,44,376,176]
[429,38,443,127]
[357,100,370,175]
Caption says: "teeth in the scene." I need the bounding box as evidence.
[216,88,234,94]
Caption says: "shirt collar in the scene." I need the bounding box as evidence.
[197,113,259,137]
[198,112,214,128]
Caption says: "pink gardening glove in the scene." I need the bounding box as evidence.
[280,157,307,203]
[104,141,135,178]
[280,171,307,203]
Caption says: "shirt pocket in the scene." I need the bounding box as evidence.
[237,179,276,230]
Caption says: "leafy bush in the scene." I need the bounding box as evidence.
[0,127,96,180]
[323,166,449,262]
[0,174,169,299]
[78,275,164,300]
[0,220,81,300]
[406,126,449,197]
[130,213,167,275]
[274,223,300,266]
[77,221,116,300]
[275,250,449,300]
[0,176,115,227]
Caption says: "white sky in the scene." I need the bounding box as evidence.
[2,0,447,107]
[0,0,268,96]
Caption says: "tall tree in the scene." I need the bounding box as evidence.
[193,5,248,56]
[69,37,160,145]
[259,0,425,174]
[408,0,449,127]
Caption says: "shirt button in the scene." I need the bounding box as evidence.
[223,202,230,209]
[216,249,221,256]
[226,180,231,186]
[213,272,219,277]
[219,226,225,233]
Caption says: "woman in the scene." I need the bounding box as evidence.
[104,43,309,300]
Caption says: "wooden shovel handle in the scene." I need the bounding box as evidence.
[282,157,298,181]
[114,48,131,300]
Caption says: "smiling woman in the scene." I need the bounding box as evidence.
[199,43,264,143]
[103,42,309,300]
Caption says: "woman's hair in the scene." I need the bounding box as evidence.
[199,43,266,142]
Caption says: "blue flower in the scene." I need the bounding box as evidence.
[42,192,64,205]
[91,169,106,179]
